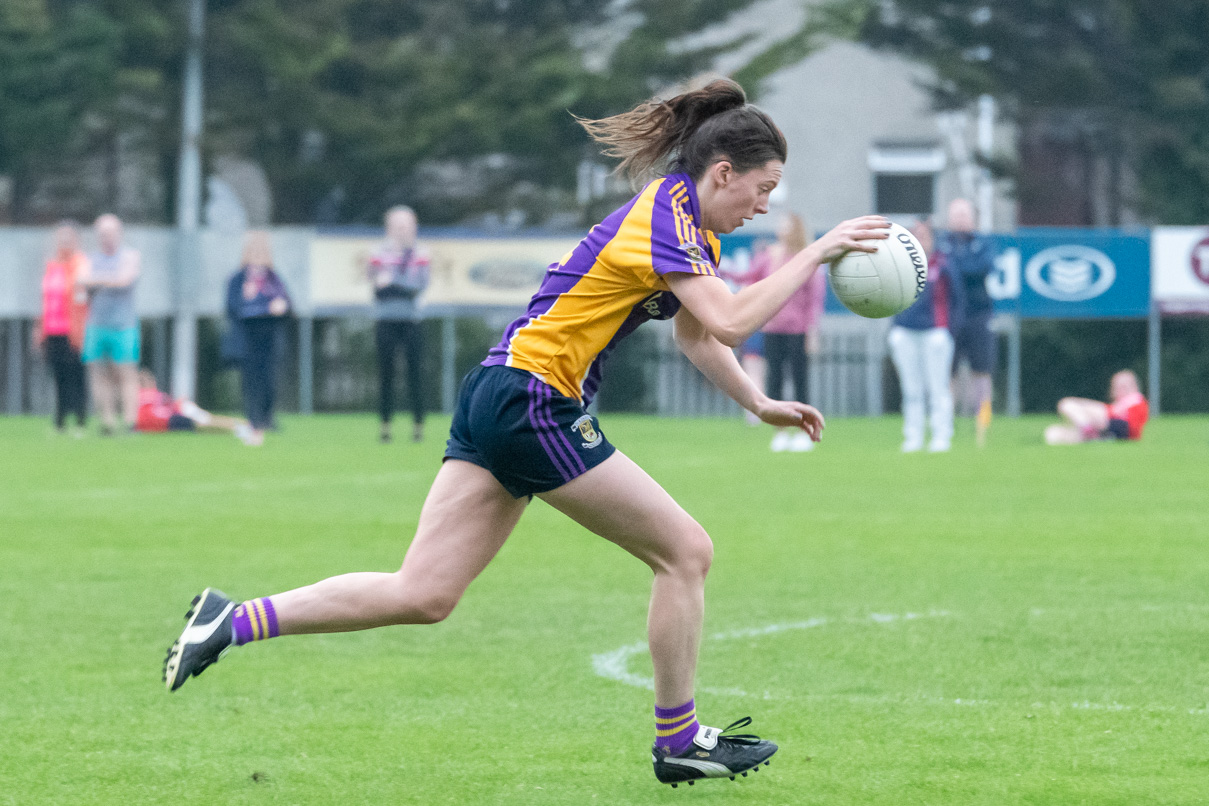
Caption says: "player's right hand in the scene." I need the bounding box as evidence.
[807,215,890,263]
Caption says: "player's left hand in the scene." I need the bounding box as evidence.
[755,399,824,441]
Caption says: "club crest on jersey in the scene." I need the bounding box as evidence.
[571,415,603,448]
[678,242,710,265]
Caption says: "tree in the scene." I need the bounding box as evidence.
[0,0,773,224]
[844,0,1209,225]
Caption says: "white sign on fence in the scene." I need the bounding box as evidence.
[1152,226,1209,313]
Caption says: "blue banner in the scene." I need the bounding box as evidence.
[720,228,1152,320]
[989,229,1151,319]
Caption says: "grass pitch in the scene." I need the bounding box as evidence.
[1,413,1207,805]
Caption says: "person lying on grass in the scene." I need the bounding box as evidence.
[1044,369,1149,445]
[134,370,255,444]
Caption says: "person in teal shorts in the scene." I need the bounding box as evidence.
[78,214,141,435]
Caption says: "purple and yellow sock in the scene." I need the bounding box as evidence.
[232,597,279,645]
[655,699,699,756]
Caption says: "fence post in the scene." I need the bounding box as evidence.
[6,320,24,414]
[152,318,170,388]
[1007,313,1022,417]
[1147,302,1161,416]
[441,315,456,413]
[866,327,884,416]
[298,316,314,415]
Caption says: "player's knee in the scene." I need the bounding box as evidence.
[674,523,714,579]
[388,575,459,624]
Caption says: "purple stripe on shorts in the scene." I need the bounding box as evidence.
[544,385,588,474]
[533,383,583,478]
[527,379,572,483]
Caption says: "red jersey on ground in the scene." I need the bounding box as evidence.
[135,388,180,432]
[1107,392,1149,439]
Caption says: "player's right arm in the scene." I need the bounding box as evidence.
[665,216,889,348]
[673,304,824,438]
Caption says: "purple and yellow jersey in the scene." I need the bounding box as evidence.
[483,173,720,404]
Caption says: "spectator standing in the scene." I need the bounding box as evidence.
[367,206,431,443]
[887,219,966,453]
[728,213,825,451]
[226,231,291,447]
[78,214,140,435]
[938,198,997,446]
[37,222,90,435]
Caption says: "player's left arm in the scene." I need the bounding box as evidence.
[673,306,824,438]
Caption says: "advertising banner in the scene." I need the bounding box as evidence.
[309,234,581,311]
[722,229,1151,319]
[991,229,1151,318]
[1151,226,1209,314]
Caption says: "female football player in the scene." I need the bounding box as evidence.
[164,78,888,787]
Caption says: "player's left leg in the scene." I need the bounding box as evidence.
[164,460,527,690]
[538,451,777,786]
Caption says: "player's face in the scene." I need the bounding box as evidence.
[703,160,783,234]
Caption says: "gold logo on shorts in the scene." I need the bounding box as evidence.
[571,415,603,449]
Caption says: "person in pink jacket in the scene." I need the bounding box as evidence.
[727,213,826,451]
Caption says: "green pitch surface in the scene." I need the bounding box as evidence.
[2,414,1207,805]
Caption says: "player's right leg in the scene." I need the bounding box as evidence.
[538,452,778,786]
[164,459,526,691]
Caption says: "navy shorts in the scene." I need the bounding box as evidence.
[166,413,196,431]
[1101,418,1130,441]
[953,313,997,374]
[444,365,616,498]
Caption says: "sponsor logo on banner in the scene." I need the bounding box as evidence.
[1024,245,1116,302]
[1191,235,1209,286]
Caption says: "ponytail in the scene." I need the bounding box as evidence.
[576,78,787,184]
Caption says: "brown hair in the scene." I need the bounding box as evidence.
[575,78,787,184]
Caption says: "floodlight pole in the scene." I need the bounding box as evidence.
[171,0,205,400]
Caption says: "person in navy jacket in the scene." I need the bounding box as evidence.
[887,219,966,453]
[938,198,997,445]
[225,231,291,446]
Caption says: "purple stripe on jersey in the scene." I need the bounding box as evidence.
[581,291,682,407]
[527,378,572,483]
[484,193,646,367]
[544,385,588,474]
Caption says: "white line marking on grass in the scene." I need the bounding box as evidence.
[592,611,950,698]
[591,610,1209,717]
